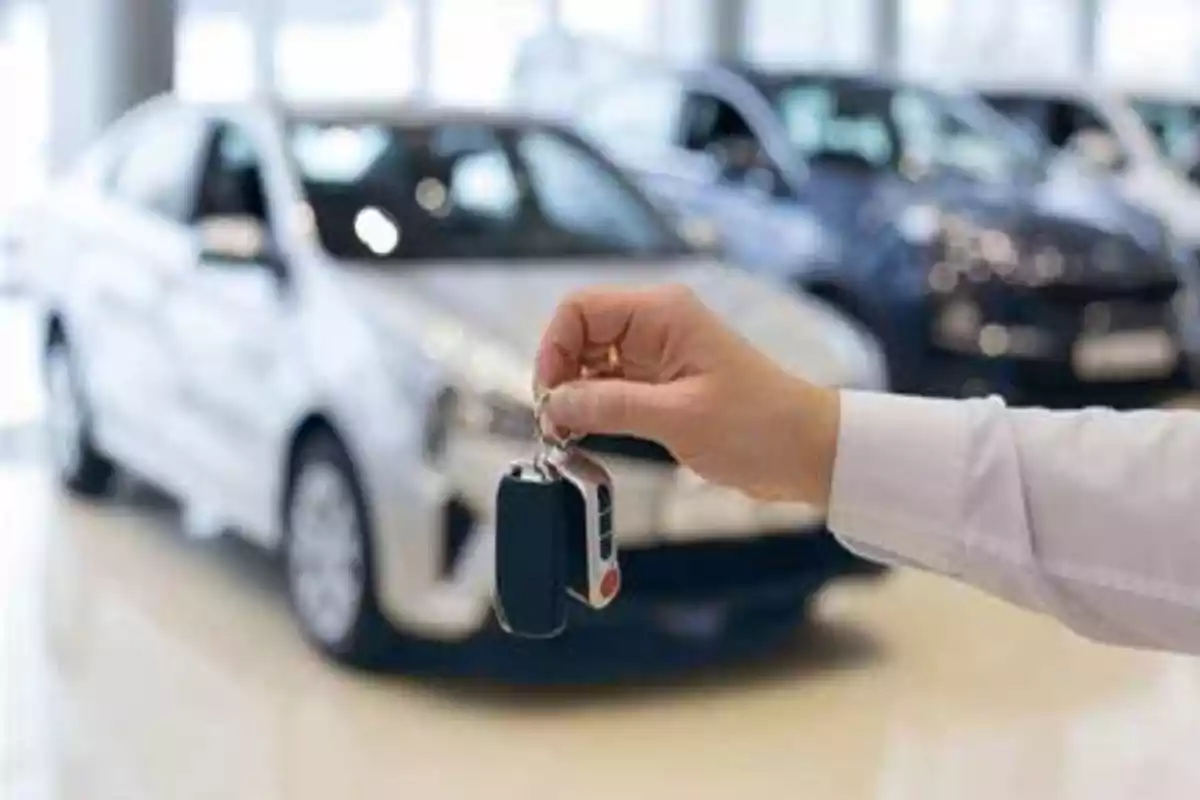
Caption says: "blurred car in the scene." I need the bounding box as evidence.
[1127,90,1200,182]
[974,82,1200,256]
[12,95,887,669]
[513,36,1191,406]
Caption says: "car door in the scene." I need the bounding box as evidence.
[671,86,807,271]
[160,117,301,536]
[63,104,210,476]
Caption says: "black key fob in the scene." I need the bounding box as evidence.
[493,459,569,639]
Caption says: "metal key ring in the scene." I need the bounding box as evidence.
[534,391,582,451]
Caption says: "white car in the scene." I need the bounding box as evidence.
[14,95,887,668]
[974,81,1200,250]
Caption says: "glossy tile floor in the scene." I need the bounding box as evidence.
[6,299,1200,800]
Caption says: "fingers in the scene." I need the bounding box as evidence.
[535,286,681,390]
[542,379,684,441]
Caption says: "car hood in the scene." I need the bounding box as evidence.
[1031,167,1165,247]
[336,258,885,395]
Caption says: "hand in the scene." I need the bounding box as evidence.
[535,285,841,505]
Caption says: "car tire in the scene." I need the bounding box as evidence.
[283,429,397,669]
[43,337,115,498]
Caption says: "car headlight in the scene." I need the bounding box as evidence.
[423,386,536,462]
[1029,244,1066,284]
[934,299,982,346]
[921,214,1021,290]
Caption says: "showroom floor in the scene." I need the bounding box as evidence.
[5,298,1200,800]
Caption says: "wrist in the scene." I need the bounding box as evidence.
[781,378,841,506]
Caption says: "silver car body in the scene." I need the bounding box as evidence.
[18,96,886,641]
[965,78,1200,248]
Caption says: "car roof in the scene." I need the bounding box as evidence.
[959,80,1100,102]
[1119,85,1200,105]
[163,94,556,129]
[281,100,552,128]
[688,63,951,95]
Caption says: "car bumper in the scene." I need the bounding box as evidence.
[918,348,1190,408]
[918,286,1189,407]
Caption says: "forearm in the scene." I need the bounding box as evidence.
[825,390,1200,653]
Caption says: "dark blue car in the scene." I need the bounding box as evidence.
[514,41,1191,408]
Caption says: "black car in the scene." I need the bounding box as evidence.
[513,39,1190,408]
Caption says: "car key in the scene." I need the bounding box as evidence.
[492,389,622,638]
[546,445,621,611]
[493,457,570,639]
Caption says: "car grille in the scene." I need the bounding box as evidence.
[967,284,1175,338]
[1014,220,1179,300]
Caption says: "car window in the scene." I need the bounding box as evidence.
[1048,101,1107,148]
[287,120,689,262]
[195,122,271,223]
[681,91,754,151]
[109,107,209,222]
[1132,99,1200,165]
[517,130,674,253]
[680,90,785,193]
[447,147,520,221]
[983,96,1106,150]
[776,83,895,169]
[774,80,1025,186]
[937,112,1018,185]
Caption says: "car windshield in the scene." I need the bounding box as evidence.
[770,78,1039,186]
[286,118,691,262]
[1131,98,1200,166]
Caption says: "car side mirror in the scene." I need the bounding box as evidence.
[197,215,286,282]
[1065,129,1126,174]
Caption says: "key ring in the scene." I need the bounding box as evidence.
[534,391,581,452]
[533,344,620,455]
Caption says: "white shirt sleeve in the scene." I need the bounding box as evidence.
[828,390,1200,653]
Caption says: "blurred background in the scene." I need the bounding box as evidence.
[6,2,1200,799]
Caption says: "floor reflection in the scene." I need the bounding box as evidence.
[0,465,1194,800]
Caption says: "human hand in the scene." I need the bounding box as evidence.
[535,285,841,505]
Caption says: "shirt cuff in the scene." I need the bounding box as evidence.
[827,390,971,577]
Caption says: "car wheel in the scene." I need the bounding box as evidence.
[284,430,396,669]
[44,338,115,497]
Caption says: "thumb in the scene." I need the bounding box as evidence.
[544,379,677,440]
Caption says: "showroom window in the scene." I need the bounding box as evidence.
[660,0,715,64]
[900,0,1081,81]
[747,0,874,70]
[429,0,551,106]
[175,2,255,102]
[276,0,418,102]
[1097,0,1200,85]
[0,0,48,215]
[559,0,658,53]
